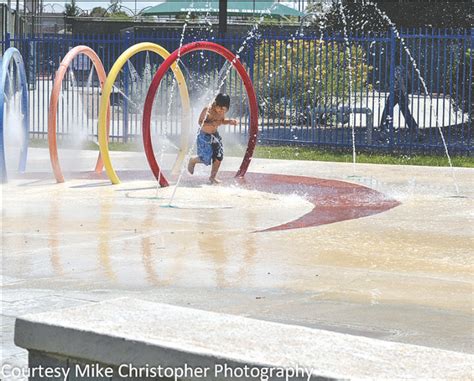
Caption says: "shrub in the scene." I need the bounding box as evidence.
[254,38,372,122]
[450,48,472,115]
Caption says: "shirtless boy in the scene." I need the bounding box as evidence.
[187,93,238,184]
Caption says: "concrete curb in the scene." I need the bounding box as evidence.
[14,298,473,380]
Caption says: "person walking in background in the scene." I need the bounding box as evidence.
[379,65,419,137]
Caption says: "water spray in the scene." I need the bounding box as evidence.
[142,42,259,193]
[0,47,29,183]
[97,42,191,185]
[48,46,109,183]
[362,0,460,195]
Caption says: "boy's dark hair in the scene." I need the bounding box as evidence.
[214,93,230,109]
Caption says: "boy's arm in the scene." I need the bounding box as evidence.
[223,118,238,126]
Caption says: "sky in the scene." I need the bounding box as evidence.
[62,1,162,11]
[22,1,166,12]
[7,1,309,13]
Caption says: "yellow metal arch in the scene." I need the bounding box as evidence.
[98,42,191,184]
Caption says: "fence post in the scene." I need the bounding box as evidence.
[469,28,473,150]
[247,38,256,136]
[248,38,255,81]
[388,27,396,148]
[5,32,11,49]
[123,31,132,143]
[27,35,37,90]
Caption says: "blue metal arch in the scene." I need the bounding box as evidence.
[0,47,29,183]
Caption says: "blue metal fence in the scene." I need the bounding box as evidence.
[254,28,472,153]
[1,28,472,154]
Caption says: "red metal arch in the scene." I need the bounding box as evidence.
[142,41,259,187]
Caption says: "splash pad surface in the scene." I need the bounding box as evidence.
[2,148,473,368]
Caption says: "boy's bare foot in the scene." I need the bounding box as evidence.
[209,177,221,184]
[187,159,196,175]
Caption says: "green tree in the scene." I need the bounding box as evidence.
[64,0,81,17]
[305,0,326,13]
[108,0,122,14]
[338,1,472,30]
[106,0,132,20]
[90,6,108,17]
[108,10,131,20]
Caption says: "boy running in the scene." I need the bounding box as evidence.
[187,93,237,184]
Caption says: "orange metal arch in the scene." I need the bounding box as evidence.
[48,46,110,183]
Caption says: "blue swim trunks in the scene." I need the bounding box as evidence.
[197,131,224,166]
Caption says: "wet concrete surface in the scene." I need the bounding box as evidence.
[1,148,473,374]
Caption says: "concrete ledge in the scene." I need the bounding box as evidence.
[15,298,473,380]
